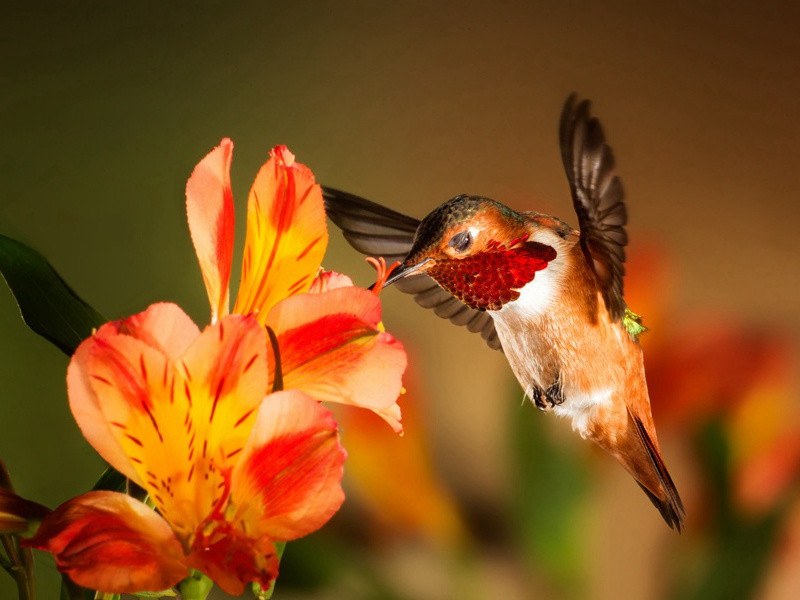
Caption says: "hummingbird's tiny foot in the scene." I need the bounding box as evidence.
[531,380,565,410]
[532,387,545,410]
[546,379,565,407]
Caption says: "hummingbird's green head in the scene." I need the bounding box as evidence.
[384,195,557,310]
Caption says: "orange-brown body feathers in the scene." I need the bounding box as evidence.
[323,95,684,530]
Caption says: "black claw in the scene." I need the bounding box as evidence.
[531,379,565,411]
[546,378,565,406]
[532,387,548,410]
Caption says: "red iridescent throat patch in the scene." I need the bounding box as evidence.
[428,240,556,311]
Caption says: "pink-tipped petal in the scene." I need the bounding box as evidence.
[187,138,235,323]
[68,335,144,485]
[112,302,201,361]
[231,390,346,541]
[308,271,354,294]
[24,491,188,594]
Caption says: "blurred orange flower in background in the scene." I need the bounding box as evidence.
[622,242,800,598]
[334,366,466,548]
[628,250,800,517]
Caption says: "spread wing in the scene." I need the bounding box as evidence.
[559,94,628,321]
[322,186,503,351]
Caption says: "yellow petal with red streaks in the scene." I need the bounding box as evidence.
[75,306,269,541]
[23,491,188,594]
[187,138,235,322]
[230,390,346,541]
[266,287,407,433]
[233,145,328,321]
[175,313,271,532]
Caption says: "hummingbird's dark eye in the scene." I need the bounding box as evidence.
[449,231,473,253]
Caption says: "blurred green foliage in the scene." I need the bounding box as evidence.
[669,420,790,600]
[510,391,591,598]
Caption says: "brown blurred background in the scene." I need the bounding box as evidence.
[2,1,799,598]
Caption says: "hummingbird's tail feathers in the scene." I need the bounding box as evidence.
[630,412,685,531]
[636,482,684,532]
[321,186,418,261]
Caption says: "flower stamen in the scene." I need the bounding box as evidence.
[366,257,401,296]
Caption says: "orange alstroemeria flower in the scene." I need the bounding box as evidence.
[25,303,346,595]
[186,140,406,432]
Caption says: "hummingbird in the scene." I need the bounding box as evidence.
[322,95,685,531]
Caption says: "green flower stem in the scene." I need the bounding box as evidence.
[1,534,35,600]
[177,571,213,600]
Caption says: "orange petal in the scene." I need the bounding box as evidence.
[23,491,188,594]
[69,303,198,484]
[233,145,328,321]
[68,333,144,485]
[266,287,406,433]
[736,428,800,514]
[187,138,235,323]
[230,390,346,541]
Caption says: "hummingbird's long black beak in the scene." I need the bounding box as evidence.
[367,258,431,291]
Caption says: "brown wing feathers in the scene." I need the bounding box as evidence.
[321,187,418,262]
[560,95,629,321]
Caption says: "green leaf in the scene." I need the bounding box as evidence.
[59,575,91,600]
[91,466,126,493]
[0,234,106,355]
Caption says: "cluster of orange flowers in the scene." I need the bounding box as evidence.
[3,141,408,596]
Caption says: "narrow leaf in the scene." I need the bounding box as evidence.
[91,466,126,493]
[0,234,105,355]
